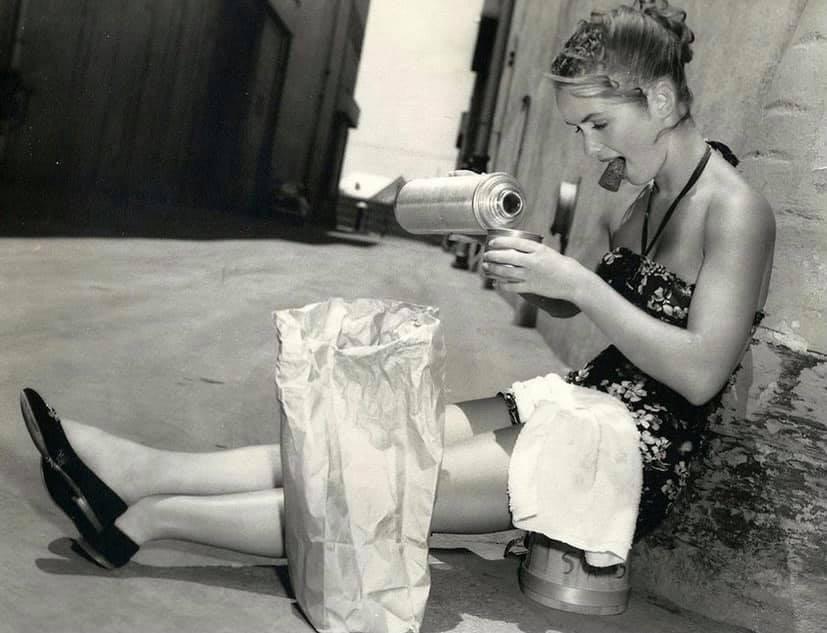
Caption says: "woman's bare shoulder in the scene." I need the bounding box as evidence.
[705,163,775,246]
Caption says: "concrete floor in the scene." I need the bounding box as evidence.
[0,223,745,632]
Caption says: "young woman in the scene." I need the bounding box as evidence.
[21,0,774,569]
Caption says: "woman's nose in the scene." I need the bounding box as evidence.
[582,134,603,158]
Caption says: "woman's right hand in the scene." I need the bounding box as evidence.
[447,169,481,177]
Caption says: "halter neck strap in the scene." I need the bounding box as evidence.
[641,144,713,257]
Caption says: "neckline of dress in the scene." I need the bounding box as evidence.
[605,246,766,324]
[609,246,696,288]
[641,144,713,257]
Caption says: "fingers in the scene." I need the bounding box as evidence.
[483,248,526,268]
[447,169,482,177]
[493,279,524,293]
[482,238,548,284]
[482,263,526,283]
[485,236,543,253]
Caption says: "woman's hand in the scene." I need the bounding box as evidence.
[481,236,586,303]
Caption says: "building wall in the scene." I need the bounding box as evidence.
[305,0,368,225]
[1,0,223,204]
[268,0,369,221]
[0,0,368,223]
[0,0,19,67]
[486,1,827,631]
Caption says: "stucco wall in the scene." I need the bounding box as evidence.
[633,334,827,633]
[489,1,827,631]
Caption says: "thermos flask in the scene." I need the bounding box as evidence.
[393,172,526,235]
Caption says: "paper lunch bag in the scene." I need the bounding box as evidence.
[274,298,446,633]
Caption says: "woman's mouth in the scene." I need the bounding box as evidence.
[598,157,626,192]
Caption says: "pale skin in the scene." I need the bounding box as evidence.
[484,80,775,405]
[50,78,775,562]
[58,397,518,558]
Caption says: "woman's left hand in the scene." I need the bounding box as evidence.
[481,236,584,302]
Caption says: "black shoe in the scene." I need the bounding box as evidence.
[41,457,107,540]
[74,524,139,569]
[20,388,128,536]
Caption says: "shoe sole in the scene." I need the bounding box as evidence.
[20,390,51,460]
[73,537,116,570]
[21,392,105,533]
[41,459,104,536]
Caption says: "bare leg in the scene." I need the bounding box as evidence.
[444,396,513,444]
[40,396,514,560]
[118,489,285,558]
[113,399,517,556]
[431,424,520,533]
[114,429,518,558]
[60,397,510,502]
[61,420,281,503]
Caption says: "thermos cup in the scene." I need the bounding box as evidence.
[484,228,581,319]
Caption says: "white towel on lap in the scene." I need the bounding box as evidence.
[507,373,642,567]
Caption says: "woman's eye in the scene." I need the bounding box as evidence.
[573,122,607,135]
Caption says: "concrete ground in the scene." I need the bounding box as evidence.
[0,219,746,632]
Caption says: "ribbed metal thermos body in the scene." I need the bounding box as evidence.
[393,172,526,235]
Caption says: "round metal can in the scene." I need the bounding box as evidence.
[483,228,580,319]
[393,172,526,235]
[484,228,543,268]
[485,228,543,249]
[519,533,631,616]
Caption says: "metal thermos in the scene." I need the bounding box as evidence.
[393,172,526,235]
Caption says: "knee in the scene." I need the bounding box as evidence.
[443,404,474,445]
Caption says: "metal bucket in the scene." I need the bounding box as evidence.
[518,533,631,616]
[393,172,526,235]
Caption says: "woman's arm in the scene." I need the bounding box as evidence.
[483,188,775,405]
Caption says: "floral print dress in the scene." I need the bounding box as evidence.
[565,246,764,539]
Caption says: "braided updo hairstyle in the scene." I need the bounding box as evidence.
[550,0,695,110]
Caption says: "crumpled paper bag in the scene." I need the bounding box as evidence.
[273,298,446,633]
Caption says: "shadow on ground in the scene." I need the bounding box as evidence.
[29,540,749,633]
[0,210,385,244]
[37,538,294,598]
[0,186,396,244]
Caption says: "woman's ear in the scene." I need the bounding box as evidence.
[645,79,678,121]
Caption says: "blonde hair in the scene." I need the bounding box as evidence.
[550,0,694,108]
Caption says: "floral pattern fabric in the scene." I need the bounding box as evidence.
[565,246,764,539]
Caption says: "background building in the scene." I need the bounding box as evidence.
[458,2,827,631]
[340,0,482,182]
[0,0,369,228]
[336,172,405,235]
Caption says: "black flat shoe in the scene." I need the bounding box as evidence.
[74,524,139,569]
[20,388,128,534]
[41,458,104,540]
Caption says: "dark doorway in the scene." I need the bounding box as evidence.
[236,6,290,214]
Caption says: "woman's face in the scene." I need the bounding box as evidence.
[555,87,664,186]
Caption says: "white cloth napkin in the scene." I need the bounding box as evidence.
[507,373,642,566]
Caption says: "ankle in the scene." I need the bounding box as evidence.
[114,496,163,545]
